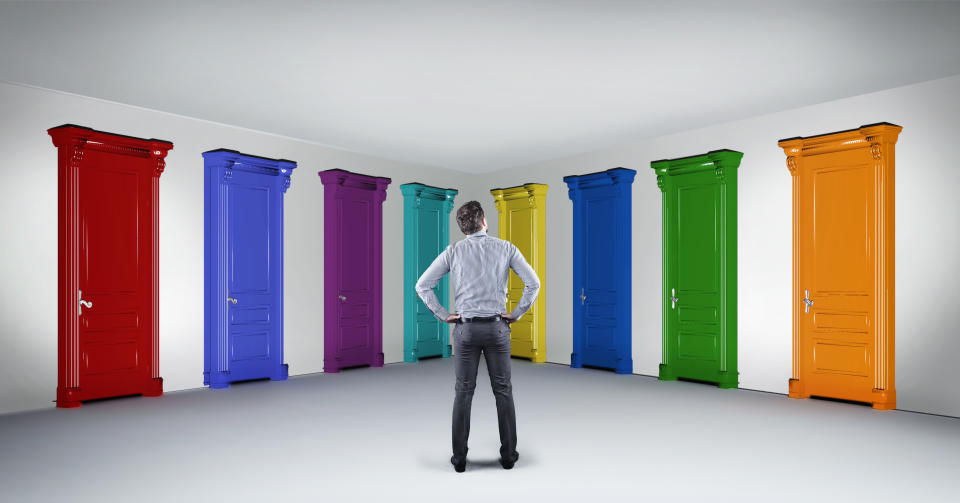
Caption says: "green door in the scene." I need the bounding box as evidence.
[652,150,741,388]
[400,183,458,362]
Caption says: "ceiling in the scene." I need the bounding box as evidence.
[2,0,959,173]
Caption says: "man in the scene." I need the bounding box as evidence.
[415,200,541,473]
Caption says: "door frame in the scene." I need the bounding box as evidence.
[780,123,901,409]
[50,124,172,408]
[652,150,741,388]
[400,183,458,362]
[491,184,549,363]
[319,169,391,373]
[564,168,635,374]
[203,149,295,389]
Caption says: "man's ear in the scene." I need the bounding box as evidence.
[482,216,488,229]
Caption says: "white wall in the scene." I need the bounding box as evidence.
[0,81,463,415]
[3,74,959,418]
[481,74,960,418]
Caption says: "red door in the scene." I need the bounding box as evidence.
[50,125,173,408]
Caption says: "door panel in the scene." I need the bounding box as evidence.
[231,332,271,360]
[582,191,619,366]
[491,184,548,362]
[224,169,279,381]
[229,185,271,294]
[586,198,615,290]
[812,341,869,376]
[338,191,375,365]
[82,341,139,374]
[418,209,440,271]
[677,333,716,360]
[677,184,718,292]
[231,307,270,324]
[811,164,871,294]
[81,167,140,293]
[78,150,148,390]
[82,312,139,331]
[674,181,721,374]
[340,197,371,293]
[507,208,536,352]
[508,207,535,352]
[801,156,874,400]
[415,208,442,353]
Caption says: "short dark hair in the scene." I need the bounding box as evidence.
[456,201,485,235]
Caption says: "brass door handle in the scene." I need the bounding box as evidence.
[670,288,678,309]
[227,297,238,304]
[338,295,346,302]
[802,289,814,313]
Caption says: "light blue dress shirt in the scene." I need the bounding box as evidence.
[415,231,540,321]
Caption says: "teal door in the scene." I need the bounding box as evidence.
[400,183,458,362]
[652,150,741,388]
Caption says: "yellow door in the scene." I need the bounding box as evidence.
[491,184,548,362]
[780,123,900,409]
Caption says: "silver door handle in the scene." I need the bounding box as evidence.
[227,297,238,304]
[579,288,586,305]
[78,290,92,316]
[802,289,814,313]
[670,288,678,309]
[338,295,346,302]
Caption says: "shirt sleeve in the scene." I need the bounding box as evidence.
[507,244,541,320]
[415,246,452,321]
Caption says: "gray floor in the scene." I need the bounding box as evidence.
[1,358,958,502]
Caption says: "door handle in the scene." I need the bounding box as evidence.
[579,288,586,305]
[227,297,238,304]
[670,288,678,309]
[338,295,346,302]
[802,289,814,313]
[78,290,92,316]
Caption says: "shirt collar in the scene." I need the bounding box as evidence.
[468,230,487,238]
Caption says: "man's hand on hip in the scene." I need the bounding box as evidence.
[445,314,462,324]
[500,314,517,324]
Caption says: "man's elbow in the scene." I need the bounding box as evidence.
[414,278,430,297]
[527,276,541,292]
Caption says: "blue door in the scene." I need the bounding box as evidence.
[203,150,295,388]
[564,168,636,374]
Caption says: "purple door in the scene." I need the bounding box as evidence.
[318,169,391,373]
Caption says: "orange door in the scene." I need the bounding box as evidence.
[780,123,900,410]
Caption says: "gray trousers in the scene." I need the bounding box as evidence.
[452,318,517,460]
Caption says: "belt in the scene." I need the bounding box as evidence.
[461,315,501,323]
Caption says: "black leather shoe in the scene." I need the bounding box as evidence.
[451,455,466,473]
[499,451,519,470]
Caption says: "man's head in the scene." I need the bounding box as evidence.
[456,201,487,235]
